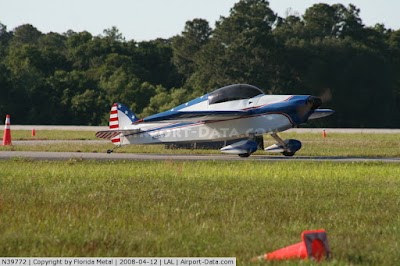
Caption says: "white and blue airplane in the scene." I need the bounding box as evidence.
[96,84,334,157]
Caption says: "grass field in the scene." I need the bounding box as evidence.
[1,130,400,157]
[0,160,399,265]
[1,130,399,264]
[7,130,97,140]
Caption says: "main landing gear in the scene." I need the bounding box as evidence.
[221,133,302,158]
[266,133,302,157]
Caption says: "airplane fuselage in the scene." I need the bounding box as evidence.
[96,84,334,156]
[119,94,297,145]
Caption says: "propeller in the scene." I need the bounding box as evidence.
[296,88,332,123]
[318,88,332,104]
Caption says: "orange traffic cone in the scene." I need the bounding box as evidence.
[32,128,36,137]
[322,129,327,138]
[251,229,330,262]
[2,114,12,145]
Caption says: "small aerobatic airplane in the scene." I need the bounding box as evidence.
[96,84,334,157]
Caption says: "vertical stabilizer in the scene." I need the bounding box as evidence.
[109,103,139,145]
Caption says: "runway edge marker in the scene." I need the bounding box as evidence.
[2,114,12,145]
[251,229,331,263]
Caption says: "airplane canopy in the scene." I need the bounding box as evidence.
[208,84,265,105]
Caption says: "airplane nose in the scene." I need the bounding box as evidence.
[307,96,322,110]
[296,96,323,124]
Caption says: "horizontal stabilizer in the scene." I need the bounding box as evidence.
[95,129,141,140]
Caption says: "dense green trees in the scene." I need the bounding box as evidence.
[0,0,399,127]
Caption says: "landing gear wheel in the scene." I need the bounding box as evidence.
[238,153,250,158]
[106,145,121,154]
[282,151,295,157]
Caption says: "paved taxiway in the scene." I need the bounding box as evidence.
[0,151,399,163]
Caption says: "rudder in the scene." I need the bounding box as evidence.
[109,103,139,145]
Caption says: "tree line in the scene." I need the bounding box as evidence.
[0,0,399,127]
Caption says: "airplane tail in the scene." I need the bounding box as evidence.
[109,103,139,145]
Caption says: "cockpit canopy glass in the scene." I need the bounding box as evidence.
[208,84,265,105]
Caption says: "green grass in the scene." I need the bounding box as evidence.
[0,160,399,265]
[6,130,98,140]
[2,131,399,158]
[272,132,400,157]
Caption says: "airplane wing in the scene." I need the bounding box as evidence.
[95,129,142,140]
[140,110,250,123]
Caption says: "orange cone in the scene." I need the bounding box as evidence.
[251,229,330,262]
[2,114,12,145]
[322,129,327,138]
[32,128,36,137]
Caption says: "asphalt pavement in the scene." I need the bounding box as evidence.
[0,151,398,163]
